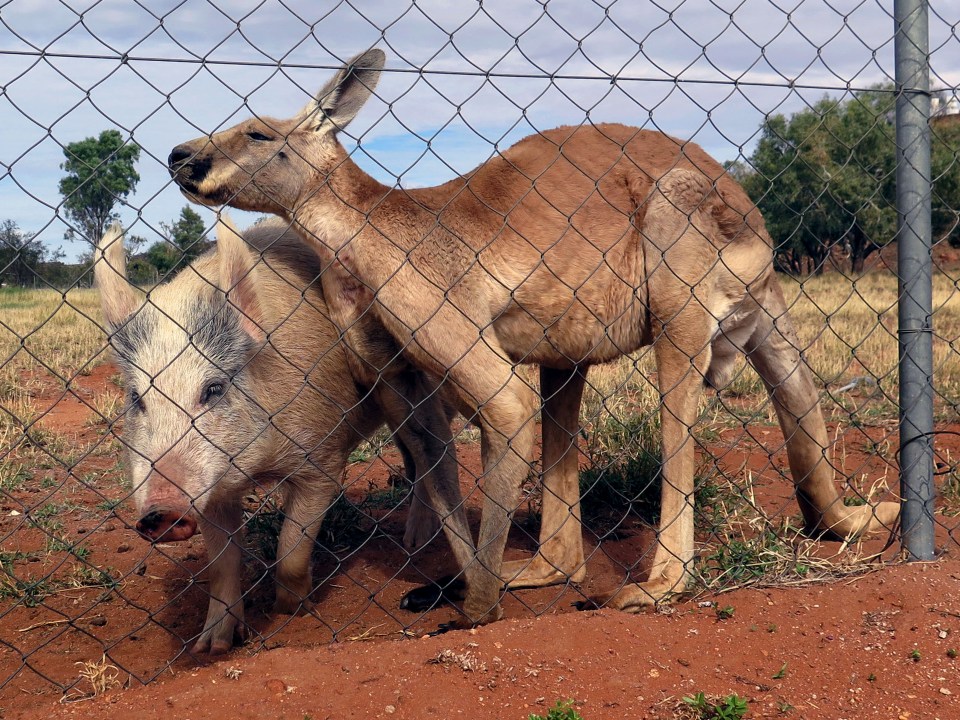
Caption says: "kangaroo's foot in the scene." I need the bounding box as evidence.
[576,562,690,613]
[812,500,901,541]
[501,552,586,589]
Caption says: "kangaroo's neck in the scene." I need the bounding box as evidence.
[293,143,457,260]
[291,146,392,251]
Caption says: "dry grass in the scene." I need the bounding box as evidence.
[429,648,487,672]
[0,287,107,404]
[3,268,955,434]
[784,270,960,413]
[578,268,960,429]
[0,286,110,463]
[61,654,122,703]
[85,392,123,430]
[692,473,888,596]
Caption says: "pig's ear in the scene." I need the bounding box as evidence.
[216,215,265,342]
[95,223,141,328]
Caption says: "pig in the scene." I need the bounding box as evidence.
[95,217,473,654]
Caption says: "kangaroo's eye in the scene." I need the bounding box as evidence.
[246,131,273,142]
[129,389,145,412]
[201,382,225,405]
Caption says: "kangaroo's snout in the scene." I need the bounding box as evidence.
[168,145,210,191]
[168,145,192,169]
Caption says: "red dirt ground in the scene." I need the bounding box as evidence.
[2,361,959,719]
[16,559,960,720]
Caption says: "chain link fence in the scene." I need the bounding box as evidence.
[1,0,958,700]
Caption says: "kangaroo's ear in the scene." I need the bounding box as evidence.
[95,223,141,328]
[215,214,265,342]
[302,48,385,133]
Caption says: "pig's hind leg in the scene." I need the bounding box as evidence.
[398,440,443,551]
[192,500,246,655]
[400,384,462,551]
[272,475,339,616]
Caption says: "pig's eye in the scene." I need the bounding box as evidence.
[129,389,145,412]
[246,131,273,142]
[201,382,225,405]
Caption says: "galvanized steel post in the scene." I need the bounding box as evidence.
[895,0,935,560]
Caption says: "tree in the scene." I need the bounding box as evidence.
[58,129,140,244]
[932,116,960,247]
[145,241,180,276]
[161,206,209,265]
[742,87,960,273]
[146,206,211,277]
[0,220,47,286]
[127,257,159,285]
[124,233,147,259]
[741,90,899,274]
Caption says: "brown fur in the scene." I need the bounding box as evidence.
[169,50,900,624]
[95,218,466,652]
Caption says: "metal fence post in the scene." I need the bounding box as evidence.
[895,0,935,561]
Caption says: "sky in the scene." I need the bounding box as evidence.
[1,0,958,261]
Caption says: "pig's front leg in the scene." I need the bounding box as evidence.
[192,501,245,655]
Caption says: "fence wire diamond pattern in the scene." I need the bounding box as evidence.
[0,0,958,700]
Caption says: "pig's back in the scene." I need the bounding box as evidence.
[241,221,367,448]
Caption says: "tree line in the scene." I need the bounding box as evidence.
[731,85,960,275]
[4,93,959,287]
[1,129,210,288]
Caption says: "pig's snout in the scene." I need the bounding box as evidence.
[136,507,198,542]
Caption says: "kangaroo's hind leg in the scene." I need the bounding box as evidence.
[502,365,588,588]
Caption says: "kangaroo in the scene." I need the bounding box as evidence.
[168,49,900,626]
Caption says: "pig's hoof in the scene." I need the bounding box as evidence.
[399,575,467,613]
[273,587,313,615]
[203,638,234,656]
[191,617,247,655]
[273,594,315,617]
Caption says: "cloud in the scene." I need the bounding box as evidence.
[1,0,957,261]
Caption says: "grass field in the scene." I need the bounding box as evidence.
[578,269,960,430]
[0,287,106,439]
[2,268,958,452]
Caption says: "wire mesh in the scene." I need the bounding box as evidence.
[0,0,958,701]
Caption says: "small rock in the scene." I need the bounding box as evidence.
[939,630,949,639]
[385,705,396,714]
[88,616,107,627]
[117,543,131,554]
[265,679,286,694]
[940,688,952,696]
